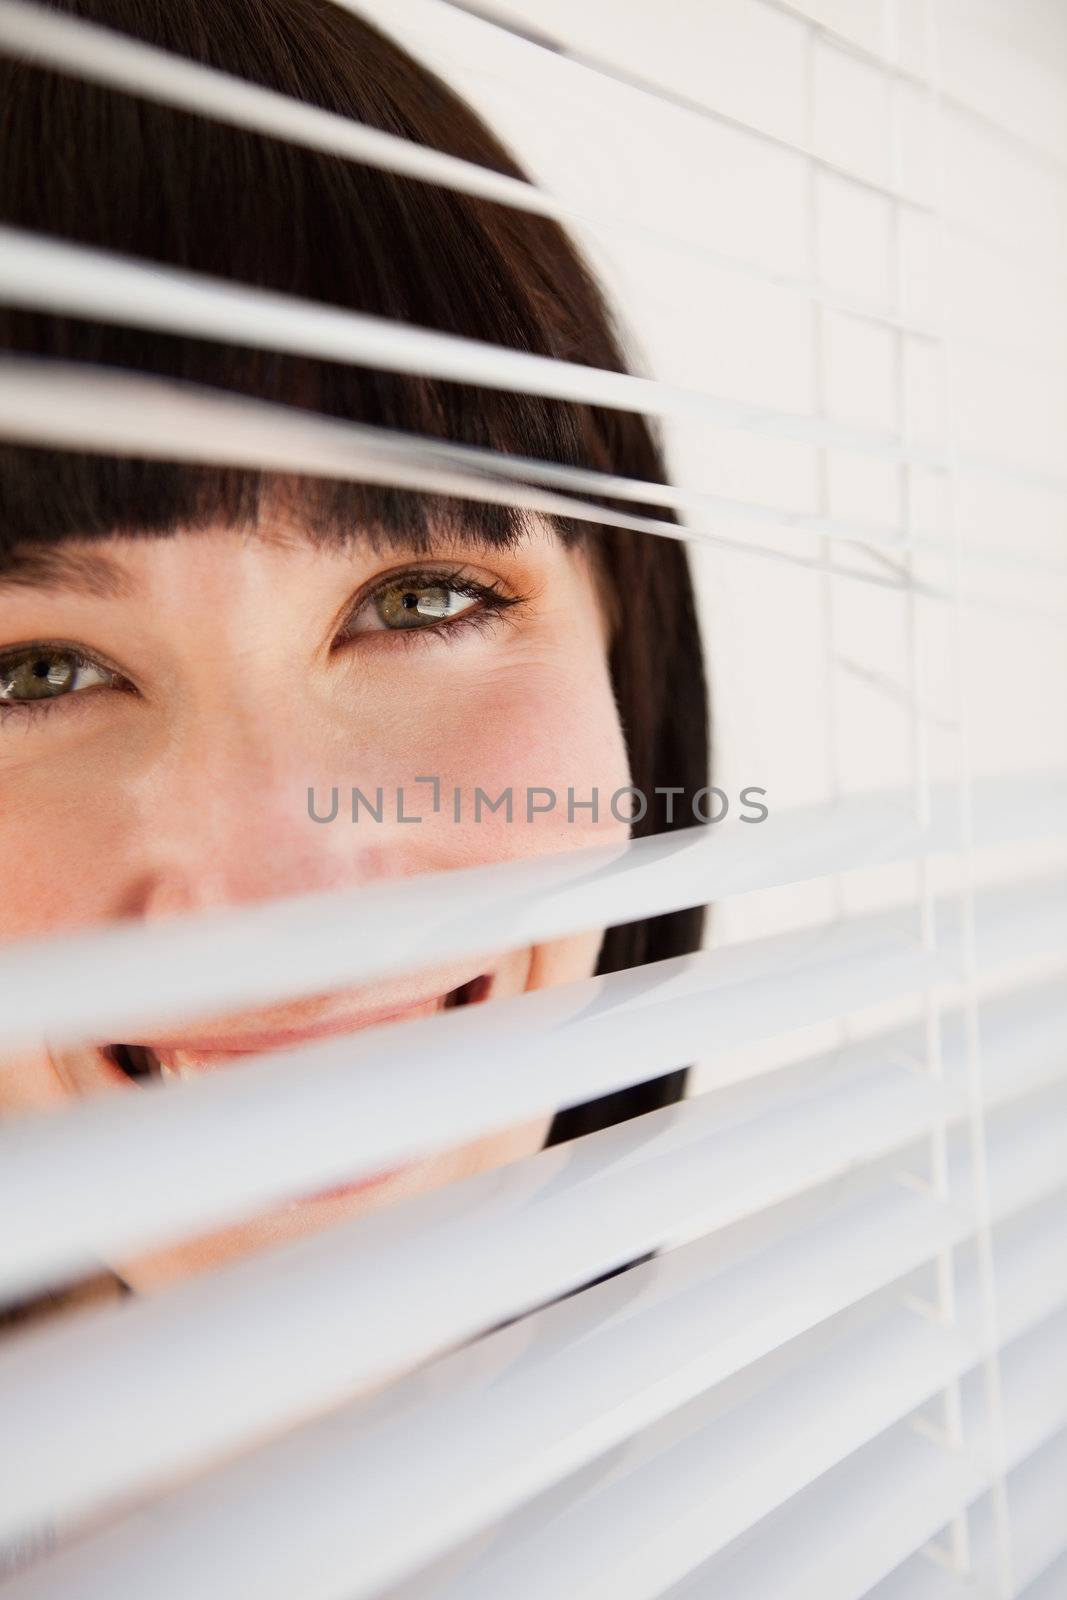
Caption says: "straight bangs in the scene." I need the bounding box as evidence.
[0,0,648,562]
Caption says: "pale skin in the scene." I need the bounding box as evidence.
[0,511,631,1291]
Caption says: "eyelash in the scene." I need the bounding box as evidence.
[0,694,66,728]
[0,566,528,725]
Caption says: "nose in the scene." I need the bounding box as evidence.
[124,713,419,926]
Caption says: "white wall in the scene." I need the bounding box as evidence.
[361,0,1067,1077]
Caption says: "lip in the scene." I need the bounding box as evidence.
[95,970,493,1206]
[145,997,452,1061]
[111,971,492,1074]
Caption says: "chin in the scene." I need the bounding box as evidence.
[115,1119,551,1293]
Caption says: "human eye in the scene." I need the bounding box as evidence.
[336,563,526,646]
[0,642,125,720]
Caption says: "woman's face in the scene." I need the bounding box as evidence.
[0,513,630,1289]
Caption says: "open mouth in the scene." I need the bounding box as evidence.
[102,972,492,1086]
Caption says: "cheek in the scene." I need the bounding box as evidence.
[0,748,116,940]
[0,608,629,940]
[407,643,632,867]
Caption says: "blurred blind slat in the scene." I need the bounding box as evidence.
[0,771,1062,1054]
[866,1434,1067,1600]
[2,1076,1064,1589]
[2,869,1065,1300]
[641,1324,1067,1600]
[381,1310,1067,1600]
[5,1231,1066,1599]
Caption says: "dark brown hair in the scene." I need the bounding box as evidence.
[0,0,709,1141]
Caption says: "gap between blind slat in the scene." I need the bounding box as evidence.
[1,869,1064,1302]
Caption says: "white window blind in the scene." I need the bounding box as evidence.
[0,2,1065,1599]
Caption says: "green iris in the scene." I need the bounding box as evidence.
[374,581,461,629]
[0,650,79,701]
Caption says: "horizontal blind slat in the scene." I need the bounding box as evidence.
[0,231,949,467]
[8,259,1044,577]
[1,993,1064,1558]
[996,1438,1067,1598]
[6,0,1062,365]
[0,4,1061,1597]
[3,228,1066,502]
[867,1430,1067,1600]
[2,871,1064,1300]
[3,772,1061,1056]
[7,1202,1064,1600]
[0,356,968,607]
[0,0,1013,356]
[1018,1548,1067,1600]
[3,357,1064,618]
[379,1280,1067,1600]
[637,1321,1067,1600]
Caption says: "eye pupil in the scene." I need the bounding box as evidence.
[401,592,418,610]
[32,658,50,678]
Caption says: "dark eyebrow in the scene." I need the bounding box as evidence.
[0,546,137,599]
